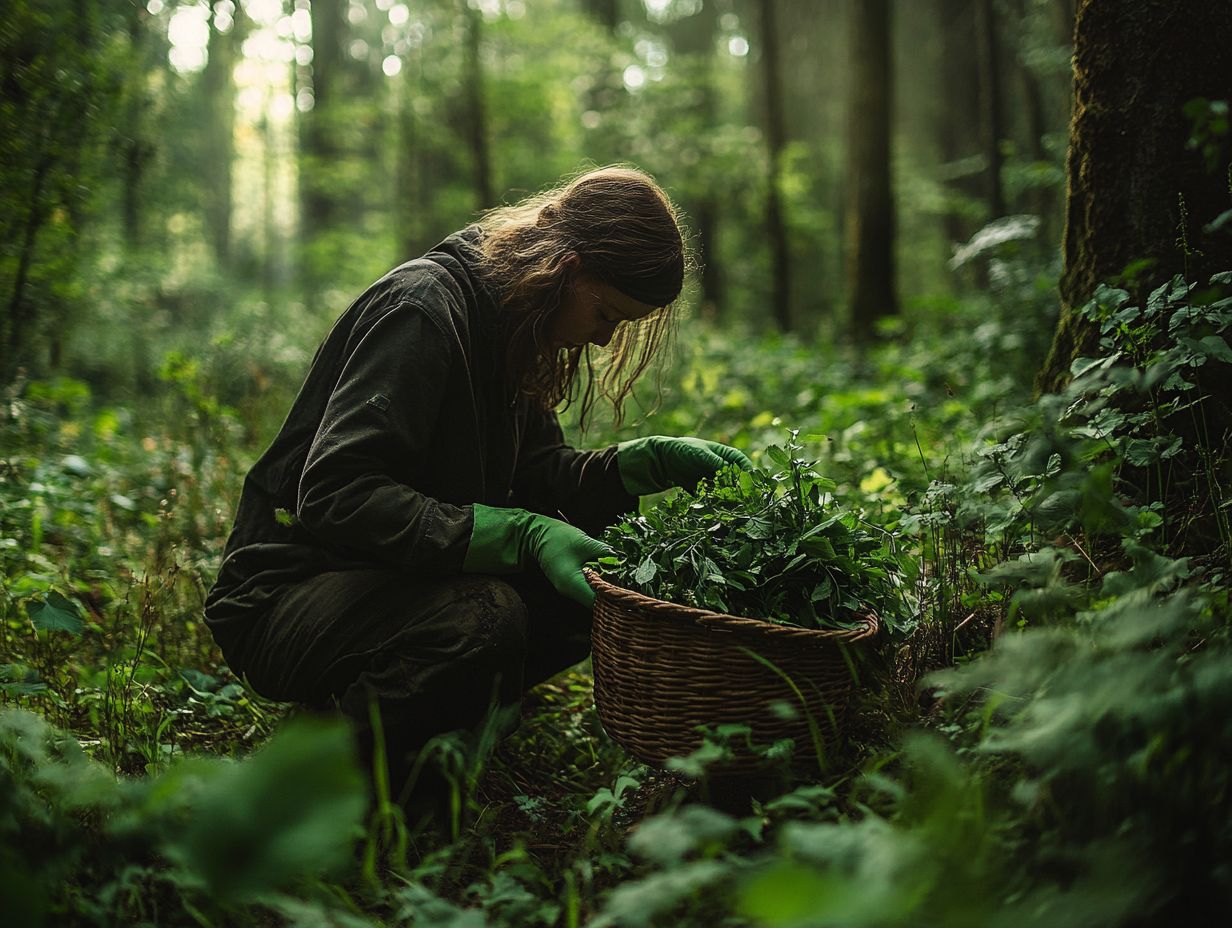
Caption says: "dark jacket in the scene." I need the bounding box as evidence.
[203,229,636,643]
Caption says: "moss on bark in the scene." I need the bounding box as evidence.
[1037,0,1232,394]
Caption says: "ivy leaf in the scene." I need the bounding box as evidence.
[26,591,84,636]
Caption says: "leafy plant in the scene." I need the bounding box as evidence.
[596,432,909,633]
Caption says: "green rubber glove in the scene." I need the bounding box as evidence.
[463,504,610,607]
[616,436,754,496]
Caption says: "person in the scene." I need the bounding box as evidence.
[202,166,751,819]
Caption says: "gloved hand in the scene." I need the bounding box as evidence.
[616,435,753,496]
[463,504,610,607]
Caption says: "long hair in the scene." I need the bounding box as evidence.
[474,165,687,429]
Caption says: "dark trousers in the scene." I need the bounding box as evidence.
[217,569,590,804]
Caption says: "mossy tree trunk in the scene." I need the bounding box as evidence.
[1036,0,1232,394]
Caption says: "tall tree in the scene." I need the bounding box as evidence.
[462,0,494,209]
[1008,0,1063,246]
[935,0,983,248]
[1037,0,1232,392]
[301,0,345,233]
[757,0,792,331]
[975,0,1005,218]
[201,1,246,269]
[667,1,724,317]
[1,0,129,382]
[120,1,153,250]
[846,0,897,338]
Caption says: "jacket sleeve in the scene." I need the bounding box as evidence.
[296,298,473,571]
[510,404,638,537]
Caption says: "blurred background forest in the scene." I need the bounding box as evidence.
[5,1,1232,926]
[2,0,1075,407]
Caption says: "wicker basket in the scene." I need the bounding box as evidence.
[585,568,880,774]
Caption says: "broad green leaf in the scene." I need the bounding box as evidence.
[1198,335,1232,363]
[162,717,365,902]
[26,591,84,636]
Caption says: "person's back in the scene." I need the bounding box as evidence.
[202,166,750,826]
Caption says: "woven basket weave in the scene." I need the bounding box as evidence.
[585,568,880,773]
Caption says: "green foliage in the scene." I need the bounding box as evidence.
[0,0,134,381]
[4,234,1229,925]
[598,433,908,631]
[0,709,366,926]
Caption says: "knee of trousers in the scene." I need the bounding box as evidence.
[447,576,529,663]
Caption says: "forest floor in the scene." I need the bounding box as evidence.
[3,265,1231,925]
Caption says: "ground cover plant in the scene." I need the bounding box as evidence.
[2,256,1230,925]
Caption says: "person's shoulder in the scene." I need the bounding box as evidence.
[347,228,486,338]
[383,258,463,313]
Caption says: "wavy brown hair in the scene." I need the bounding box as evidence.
[475,166,687,429]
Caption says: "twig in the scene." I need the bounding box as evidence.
[1065,533,1103,576]
[952,610,978,634]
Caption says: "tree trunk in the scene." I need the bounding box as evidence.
[758,0,792,332]
[301,0,344,232]
[1010,0,1058,247]
[975,0,1005,219]
[667,1,724,318]
[846,0,897,339]
[936,0,983,249]
[463,1,494,210]
[121,4,149,250]
[1036,0,1232,394]
[202,1,244,269]
[583,0,620,31]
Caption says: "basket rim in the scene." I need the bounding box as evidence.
[585,568,880,642]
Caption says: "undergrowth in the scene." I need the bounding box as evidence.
[2,250,1230,924]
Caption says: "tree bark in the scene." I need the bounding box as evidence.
[758,0,792,332]
[1036,0,1232,394]
[121,3,149,250]
[301,0,344,231]
[936,0,983,248]
[846,0,897,339]
[202,1,245,269]
[975,0,1005,218]
[463,1,494,210]
[1010,0,1058,247]
[667,1,724,317]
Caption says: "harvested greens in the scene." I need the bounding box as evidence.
[595,435,905,631]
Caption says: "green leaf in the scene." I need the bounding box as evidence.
[161,717,365,903]
[0,664,48,697]
[746,518,774,540]
[1203,208,1232,234]
[633,556,658,586]
[26,591,84,636]
[766,445,792,469]
[1198,335,1232,363]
